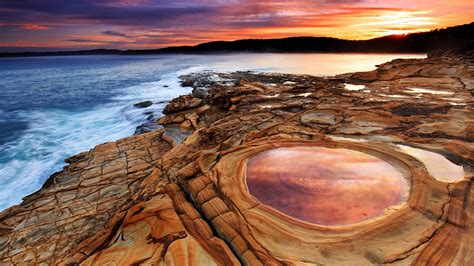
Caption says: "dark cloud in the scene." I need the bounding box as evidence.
[66,38,102,43]
[0,0,216,27]
[0,25,22,30]
[0,0,371,28]
[101,30,129,38]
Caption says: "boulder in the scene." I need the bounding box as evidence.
[133,100,153,108]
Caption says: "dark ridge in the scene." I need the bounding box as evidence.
[1,22,472,58]
[124,22,473,55]
[0,49,122,58]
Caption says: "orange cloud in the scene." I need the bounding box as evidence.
[22,24,50,30]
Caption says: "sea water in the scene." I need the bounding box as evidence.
[0,53,424,210]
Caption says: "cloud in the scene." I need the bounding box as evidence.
[101,30,130,38]
[66,38,103,43]
[0,24,49,30]
[0,0,472,50]
[23,24,49,30]
[0,0,216,26]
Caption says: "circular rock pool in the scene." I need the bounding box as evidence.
[246,146,409,226]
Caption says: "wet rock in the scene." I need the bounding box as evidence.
[391,104,452,116]
[134,120,160,135]
[180,78,194,87]
[134,113,161,135]
[179,72,237,89]
[192,87,208,98]
[133,100,153,108]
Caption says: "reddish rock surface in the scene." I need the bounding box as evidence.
[0,50,473,265]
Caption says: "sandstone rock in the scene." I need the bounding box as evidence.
[1,51,473,265]
[162,95,202,114]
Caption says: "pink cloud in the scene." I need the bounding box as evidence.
[22,24,50,30]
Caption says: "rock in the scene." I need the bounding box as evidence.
[180,79,194,87]
[192,87,208,98]
[134,113,161,135]
[0,130,172,264]
[179,72,237,89]
[133,100,153,108]
[134,120,160,135]
[1,49,473,265]
[162,95,202,114]
[300,110,340,125]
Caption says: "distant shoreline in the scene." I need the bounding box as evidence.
[0,50,429,58]
[0,22,472,58]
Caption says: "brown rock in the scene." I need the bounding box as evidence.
[163,95,202,114]
[1,51,473,265]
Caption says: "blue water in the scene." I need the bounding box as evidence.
[0,53,424,210]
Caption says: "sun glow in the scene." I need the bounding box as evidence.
[353,10,437,37]
[0,0,472,49]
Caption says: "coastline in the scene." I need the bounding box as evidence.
[0,53,423,210]
[0,50,473,264]
[0,22,472,58]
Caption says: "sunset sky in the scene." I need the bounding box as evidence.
[0,0,473,51]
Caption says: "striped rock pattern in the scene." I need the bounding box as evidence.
[0,51,473,265]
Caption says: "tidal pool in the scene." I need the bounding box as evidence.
[397,145,464,182]
[246,146,409,226]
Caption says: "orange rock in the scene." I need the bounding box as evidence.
[1,51,473,265]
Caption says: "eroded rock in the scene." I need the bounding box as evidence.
[1,50,473,265]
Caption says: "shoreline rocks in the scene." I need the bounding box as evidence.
[1,50,473,265]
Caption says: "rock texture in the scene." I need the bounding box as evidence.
[0,50,473,265]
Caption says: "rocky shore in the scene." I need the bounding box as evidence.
[0,50,473,265]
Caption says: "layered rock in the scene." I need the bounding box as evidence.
[0,51,473,265]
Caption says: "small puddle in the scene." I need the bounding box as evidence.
[441,97,467,106]
[379,94,409,99]
[297,92,312,97]
[266,93,280,98]
[246,147,408,226]
[163,125,192,144]
[405,87,454,95]
[344,83,365,91]
[397,145,464,182]
[258,104,274,109]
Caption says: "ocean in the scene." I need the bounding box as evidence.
[0,53,424,210]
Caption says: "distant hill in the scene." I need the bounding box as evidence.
[0,49,122,58]
[1,22,473,58]
[124,22,473,54]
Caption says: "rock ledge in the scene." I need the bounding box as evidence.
[1,51,473,265]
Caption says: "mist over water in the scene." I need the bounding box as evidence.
[0,53,424,210]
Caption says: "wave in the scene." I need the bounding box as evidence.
[0,67,193,210]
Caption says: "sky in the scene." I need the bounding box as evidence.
[0,0,473,51]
